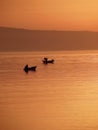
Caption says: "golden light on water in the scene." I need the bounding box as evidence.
[1,51,98,130]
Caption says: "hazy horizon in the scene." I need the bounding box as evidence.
[1,26,98,32]
[1,26,98,52]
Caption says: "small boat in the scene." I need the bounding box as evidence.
[24,64,37,73]
[42,57,54,64]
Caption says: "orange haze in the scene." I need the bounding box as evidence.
[0,0,98,31]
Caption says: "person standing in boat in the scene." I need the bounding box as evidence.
[24,64,28,71]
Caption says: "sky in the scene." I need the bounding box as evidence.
[0,0,98,31]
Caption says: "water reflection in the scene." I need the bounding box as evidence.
[0,51,98,130]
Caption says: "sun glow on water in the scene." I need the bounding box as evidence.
[0,51,98,130]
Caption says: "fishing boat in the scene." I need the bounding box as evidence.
[24,64,37,72]
[42,57,54,64]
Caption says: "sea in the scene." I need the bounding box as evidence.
[0,50,98,130]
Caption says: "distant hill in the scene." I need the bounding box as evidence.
[0,27,98,51]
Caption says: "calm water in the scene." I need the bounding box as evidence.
[0,51,98,130]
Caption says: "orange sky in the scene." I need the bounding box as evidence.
[0,0,98,31]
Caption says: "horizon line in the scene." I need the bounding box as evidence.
[0,26,98,33]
